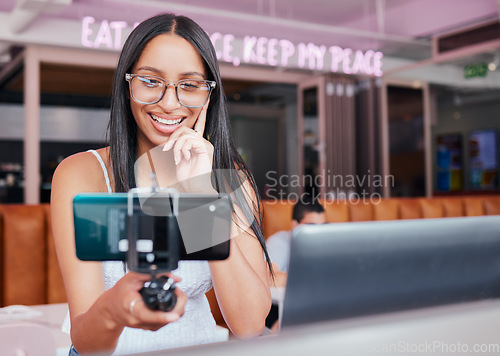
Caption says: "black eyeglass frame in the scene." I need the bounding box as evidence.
[125,73,216,108]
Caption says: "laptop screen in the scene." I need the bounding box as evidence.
[281,215,500,328]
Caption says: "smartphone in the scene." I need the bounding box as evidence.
[73,192,231,264]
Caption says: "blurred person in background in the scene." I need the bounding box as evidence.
[266,198,326,287]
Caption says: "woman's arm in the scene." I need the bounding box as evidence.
[209,182,272,337]
[163,105,271,337]
[51,152,186,354]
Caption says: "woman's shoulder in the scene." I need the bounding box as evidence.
[53,147,111,193]
[56,148,108,174]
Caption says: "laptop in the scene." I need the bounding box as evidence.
[280,215,500,328]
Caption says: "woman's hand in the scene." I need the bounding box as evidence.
[162,101,215,193]
[103,272,187,332]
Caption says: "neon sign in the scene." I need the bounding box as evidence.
[81,16,383,76]
[81,16,139,50]
[211,33,383,76]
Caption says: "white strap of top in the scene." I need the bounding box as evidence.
[87,149,112,193]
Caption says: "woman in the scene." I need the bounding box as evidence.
[51,13,272,355]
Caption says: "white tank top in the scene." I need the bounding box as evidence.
[63,150,220,355]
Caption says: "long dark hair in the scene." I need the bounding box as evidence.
[106,13,272,274]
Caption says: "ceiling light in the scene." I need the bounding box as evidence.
[488,54,500,71]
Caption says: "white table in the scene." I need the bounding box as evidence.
[0,303,71,356]
[0,302,231,355]
[147,298,500,355]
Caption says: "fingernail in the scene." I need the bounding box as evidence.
[163,141,172,151]
[165,312,179,323]
[174,155,180,165]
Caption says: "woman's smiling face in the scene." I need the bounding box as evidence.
[129,34,207,155]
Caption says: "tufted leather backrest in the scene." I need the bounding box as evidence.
[262,195,500,238]
[45,205,66,304]
[1,196,500,325]
[0,204,65,307]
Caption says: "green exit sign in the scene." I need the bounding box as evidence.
[464,63,488,79]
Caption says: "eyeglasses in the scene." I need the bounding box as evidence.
[125,73,216,108]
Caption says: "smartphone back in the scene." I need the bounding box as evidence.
[73,193,129,261]
[73,193,232,263]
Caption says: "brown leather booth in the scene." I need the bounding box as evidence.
[1,195,500,330]
[261,195,500,238]
[0,204,65,307]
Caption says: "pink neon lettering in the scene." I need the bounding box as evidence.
[93,20,113,49]
[209,32,222,59]
[329,46,343,72]
[314,44,326,70]
[222,34,235,63]
[363,50,374,75]
[243,36,257,63]
[297,43,308,68]
[297,43,322,70]
[299,43,323,70]
[351,50,365,74]
[267,38,278,66]
[256,37,267,65]
[109,21,127,50]
[373,52,383,76]
[342,48,353,74]
[81,16,94,48]
[279,39,294,67]
[79,17,384,76]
